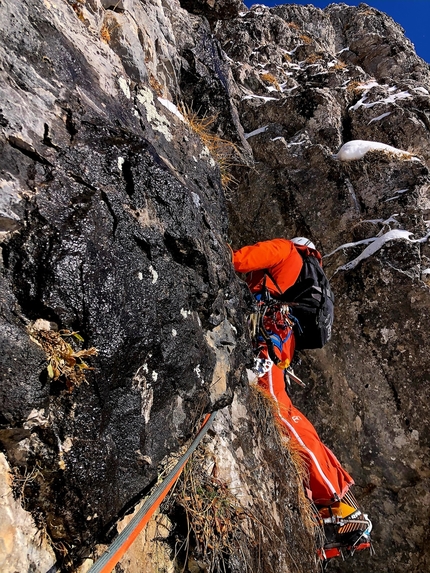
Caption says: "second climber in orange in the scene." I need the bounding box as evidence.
[232,236,372,562]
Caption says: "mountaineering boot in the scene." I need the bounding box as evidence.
[317,491,373,563]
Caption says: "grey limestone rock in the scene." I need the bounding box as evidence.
[1,1,430,572]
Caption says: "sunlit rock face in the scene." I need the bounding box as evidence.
[214,4,430,573]
[0,0,429,572]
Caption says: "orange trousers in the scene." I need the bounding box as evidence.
[258,345,354,505]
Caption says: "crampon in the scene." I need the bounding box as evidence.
[316,490,374,567]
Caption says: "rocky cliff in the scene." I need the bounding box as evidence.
[0,1,429,572]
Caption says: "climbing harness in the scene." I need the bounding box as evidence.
[87,412,216,573]
[249,292,304,387]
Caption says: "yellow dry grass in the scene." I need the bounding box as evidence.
[28,320,98,391]
[100,22,111,43]
[305,53,323,64]
[260,72,281,91]
[180,104,239,189]
[171,445,250,572]
[299,34,313,45]
[333,61,348,70]
[346,80,363,93]
[250,384,320,536]
[71,0,85,21]
[149,74,164,97]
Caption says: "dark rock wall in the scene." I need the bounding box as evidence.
[0,0,250,563]
[1,1,429,572]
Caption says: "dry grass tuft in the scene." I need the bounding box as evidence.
[100,15,121,44]
[149,73,164,97]
[333,61,348,70]
[250,384,320,536]
[100,22,111,43]
[287,22,301,30]
[260,72,280,91]
[299,34,313,45]
[28,319,98,391]
[305,53,323,64]
[71,0,86,21]
[346,80,363,93]
[180,104,239,189]
[283,53,292,63]
[170,446,250,572]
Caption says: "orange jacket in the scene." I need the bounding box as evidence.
[233,238,321,296]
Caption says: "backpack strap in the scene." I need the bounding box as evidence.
[264,269,283,297]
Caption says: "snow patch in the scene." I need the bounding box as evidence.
[413,86,429,95]
[242,94,277,103]
[350,89,412,111]
[157,97,185,122]
[149,265,158,284]
[336,230,413,271]
[334,140,414,161]
[324,237,377,259]
[244,125,269,139]
[368,112,391,124]
[385,189,409,202]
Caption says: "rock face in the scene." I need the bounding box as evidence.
[0,1,429,572]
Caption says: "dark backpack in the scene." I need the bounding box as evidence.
[280,254,334,350]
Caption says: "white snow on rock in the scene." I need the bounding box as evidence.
[385,189,409,202]
[334,140,414,161]
[337,230,413,271]
[157,97,185,122]
[368,112,392,124]
[413,86,429,95]
[242,94,277,102]
[350,89,412,111]
[326,227,430,272]
[324,237,377,259]
[362,215,400,226]
[244,125,269,139]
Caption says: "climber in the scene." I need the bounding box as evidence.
[232,237,372,562]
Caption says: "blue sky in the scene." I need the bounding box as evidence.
[243,1,430,63]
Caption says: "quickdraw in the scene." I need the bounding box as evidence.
[249,294,299,375]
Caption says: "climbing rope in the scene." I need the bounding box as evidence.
[87,411,217,573]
